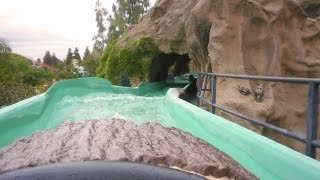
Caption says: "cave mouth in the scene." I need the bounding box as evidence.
[149,52,191,82]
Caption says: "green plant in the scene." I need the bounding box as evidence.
[56,71,75,80]
[23,68,53,86]
[0,54,42,107]
[97,36,157,85]
[96,39,118,77]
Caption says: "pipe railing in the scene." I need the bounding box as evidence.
[196,72,319,159]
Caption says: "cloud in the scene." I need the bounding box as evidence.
[0,0,156,60]
[1,26,70,43]
[0,15,92,60]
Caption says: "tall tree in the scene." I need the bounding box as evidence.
[51,53,60,67]
[83,46,91,60]
[82,49,101,76]
[73,47,81,62]
[0,38,11,54]
[36,58,41,65]
[43,51,52,65]
[118,0,149,25]
[65,48,72,65]
[106,0,150,43]
[93,0,108,53]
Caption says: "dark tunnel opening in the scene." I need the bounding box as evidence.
[149,53,191,82]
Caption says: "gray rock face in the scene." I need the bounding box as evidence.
[117,0,320,157]
[0,119,255,179]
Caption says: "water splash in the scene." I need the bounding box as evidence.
[46,93,174,128]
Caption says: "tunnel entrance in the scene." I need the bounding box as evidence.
[149,53,191,82]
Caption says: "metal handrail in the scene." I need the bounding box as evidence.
[196,72,319,158]
[200,72,320,84]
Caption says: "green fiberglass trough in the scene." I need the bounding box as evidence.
[0,77,319,179]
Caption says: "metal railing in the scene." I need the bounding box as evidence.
[196,72,320,158]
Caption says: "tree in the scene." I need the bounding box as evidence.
[93,0,108,53]
[0,38,11,54]
[82,49,100,76]
[56,60,66,70]
[23,68,53,86]
[118,0,149,25]
[106,0,150,43]
[73,47,81,61]
[43,51,52,65]
[36,58,41,64]
[65,48,72,65]
[0,53,53,107]
[56,71,81,81]
[83,46,91,60]
[51,53,60,67]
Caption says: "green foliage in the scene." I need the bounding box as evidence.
[93,0,150,51]
[82,49,101,76]
[56,60,66,70]
[0,53,53,107]
[117,0,150,24]
[43,51,61,67]
[0,39,89,107]
[43,51,52,65]
[105,45,119,84]
[96,39,118,78]
[22,68,53,86]
[93,0,108,53]
[106,0,150,44]
[0,81,35,107]
[73,47,81,62]
[65,48,72,65]
[97,36,157,85]
[0,38,11,54]
[51,53,60,67]
[83,46,91,60]
[0,55,28,82]
[56,71,81,81]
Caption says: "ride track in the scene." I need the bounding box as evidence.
[0,76,319,179]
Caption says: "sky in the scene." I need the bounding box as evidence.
[0,0,155,60]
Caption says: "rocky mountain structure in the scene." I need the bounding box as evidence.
[111,0,320,157]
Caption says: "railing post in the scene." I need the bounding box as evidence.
[196,74,202,107]
[211,75,217,114]
[306,83,319,158]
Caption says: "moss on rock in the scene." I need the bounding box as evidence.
[97,37,157,85]
[96,40,118,79]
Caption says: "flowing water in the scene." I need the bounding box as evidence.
[46,91,174,128]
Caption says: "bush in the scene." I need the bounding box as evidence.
[23,68,53,86]
[56,70,82,81]
[0,53,55,107]
[0,82,35,107]
[0,54,36,107]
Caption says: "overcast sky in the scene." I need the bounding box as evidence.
[0,0,155,60]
